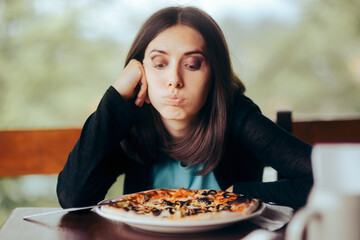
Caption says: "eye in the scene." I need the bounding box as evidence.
[151,56,168,70]
[154,63,167,70]
[184,58,202,71]
[184,63,200,71]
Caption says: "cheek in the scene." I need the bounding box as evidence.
[197,80,211,108]
[146,83,157,104]
[196,86,210,107]
[190,75,211,101]
[145,72,163,105]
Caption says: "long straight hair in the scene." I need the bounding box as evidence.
[121,6,245,175]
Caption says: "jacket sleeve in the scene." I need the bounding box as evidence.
[231,96,313,207]
[56,86,136,208]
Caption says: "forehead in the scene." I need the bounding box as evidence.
[145,25,206,55]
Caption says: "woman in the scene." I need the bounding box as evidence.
[57,6,313,209]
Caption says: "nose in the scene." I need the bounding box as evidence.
[167,66,184,88]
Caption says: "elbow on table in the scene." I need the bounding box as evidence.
[56,188,96,209]
[56,177,89,209]
[56,185,81,209]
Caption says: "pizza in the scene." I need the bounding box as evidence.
[99,188,260,221]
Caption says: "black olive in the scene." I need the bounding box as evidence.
[221,205,231,211]
[198,197,212,205]
[208,190,217,195]
[201,191,209,196]
[185,209,193,216]
[216,204,221,211]
[162,200,174,206]
[151,209,162,216]
[194,208,202,214]
[222,192,232,198]
[166,207,175,214]
[174,200,185,207]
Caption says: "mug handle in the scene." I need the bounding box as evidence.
[285,208,322,240]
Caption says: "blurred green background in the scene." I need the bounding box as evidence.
[1,0,359,226]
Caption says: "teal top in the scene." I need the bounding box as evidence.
[151,156,221,190]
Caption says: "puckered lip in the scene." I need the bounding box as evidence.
[164,94,185,105]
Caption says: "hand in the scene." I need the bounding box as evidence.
[112,59,150,107]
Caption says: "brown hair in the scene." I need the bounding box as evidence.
[122,6,245,175]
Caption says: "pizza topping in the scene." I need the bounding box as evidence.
[222,192,233,198]
[103,188,259,220]
[222,205,232,210]
[162,200,174,206]
[197,197,212,205]
[201,190,217,196]
[151,208,162,216]
[175,200,191,207]
[166,207,175,214]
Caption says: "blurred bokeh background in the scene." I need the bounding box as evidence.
[1,0,359,226]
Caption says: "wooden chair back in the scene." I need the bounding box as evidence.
[276,111,360,145]
[0,129,81,177]
[274,111,360,180]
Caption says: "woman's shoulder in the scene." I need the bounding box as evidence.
[227,89,263,140]
[227,88,263,131]
[231,89,261,114]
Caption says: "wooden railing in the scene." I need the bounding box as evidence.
[1,114,359,177]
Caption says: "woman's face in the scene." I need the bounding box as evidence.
[143,25,211,134]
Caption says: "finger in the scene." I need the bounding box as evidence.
[144,95,150,104]
[135,66,148,107]
[136,80,148,107]
[140,59,150,104]
[113,59,143,99]
[130,60,143,88]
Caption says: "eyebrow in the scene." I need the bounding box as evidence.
[149,49,206,57]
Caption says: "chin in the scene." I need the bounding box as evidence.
[160,108,186,120]
[161,113,186,121]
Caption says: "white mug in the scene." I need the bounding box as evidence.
[286,144,360,240]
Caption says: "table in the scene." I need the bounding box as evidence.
[0,207,285,240]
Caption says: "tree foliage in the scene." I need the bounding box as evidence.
[220,0,360,118]
[0,0,125,128]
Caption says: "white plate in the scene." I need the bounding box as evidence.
[95,195,266,233]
